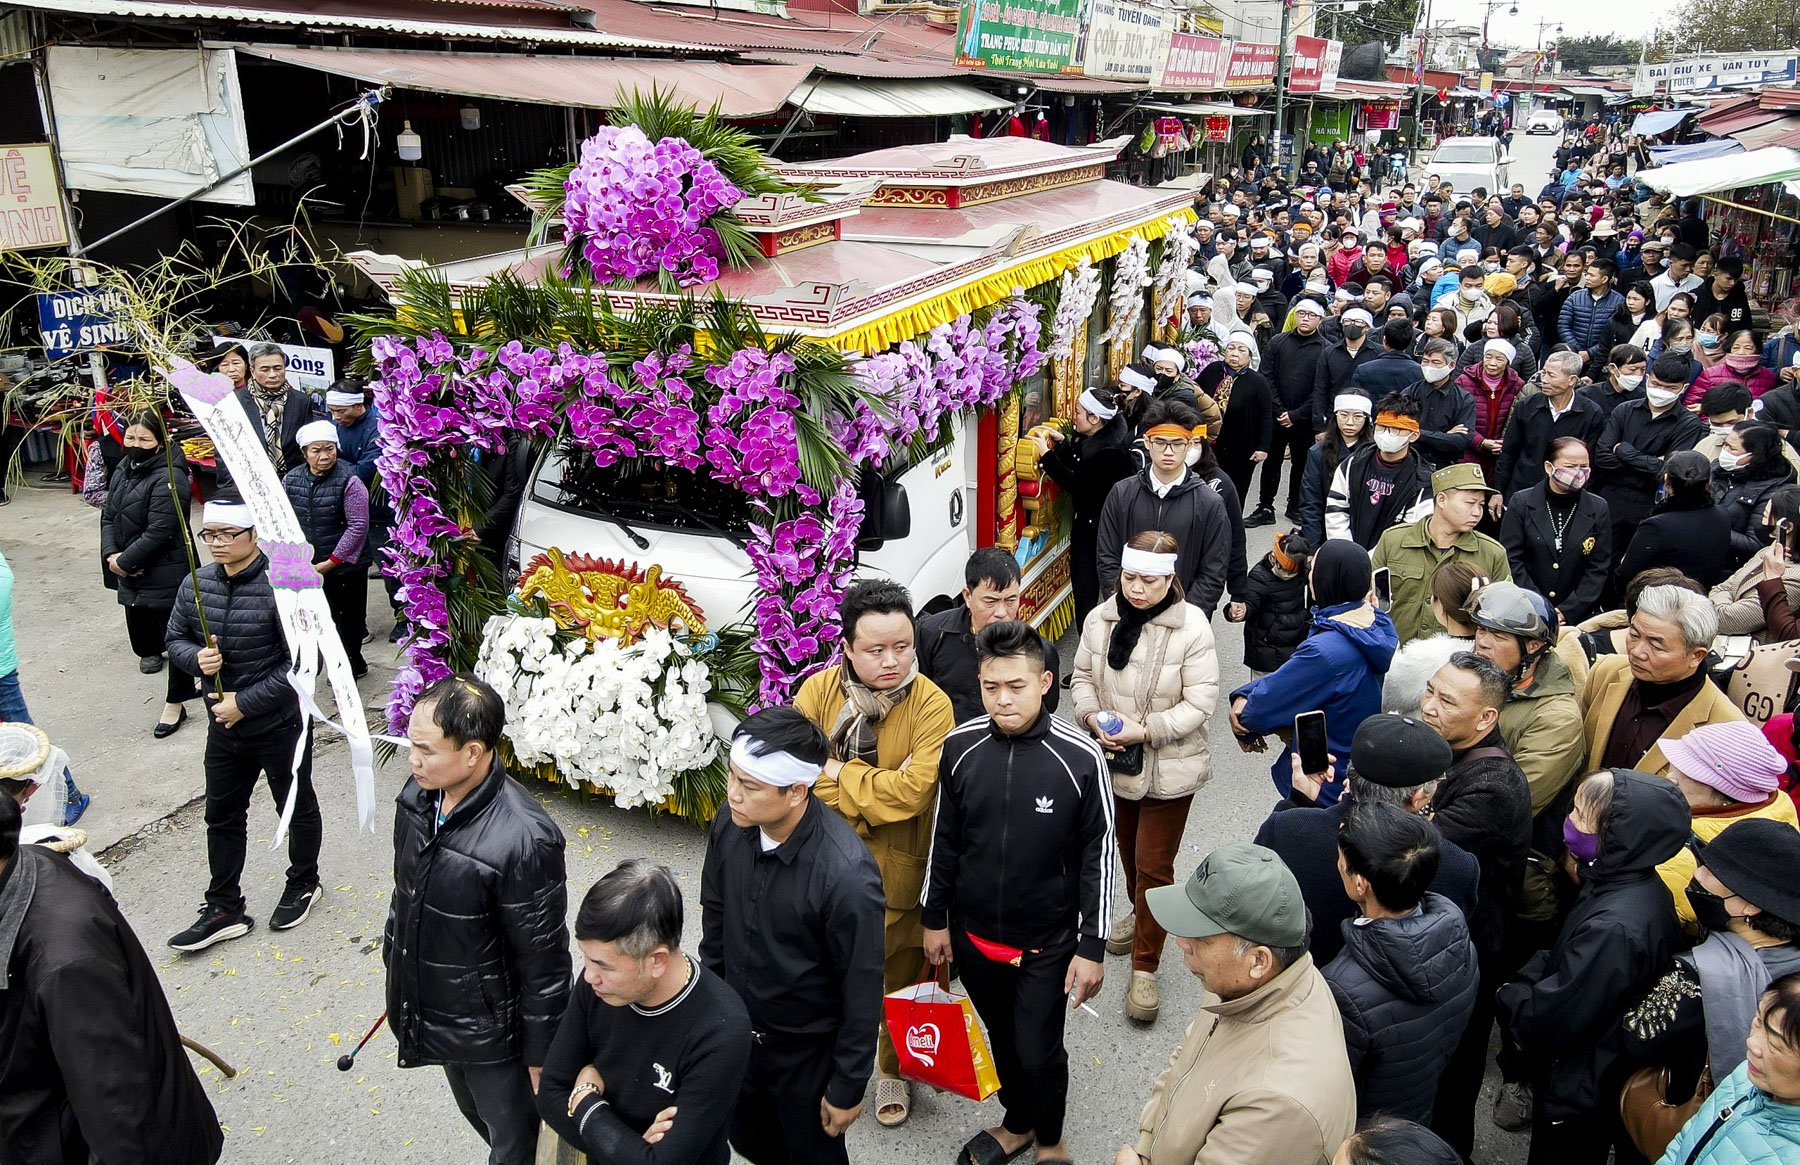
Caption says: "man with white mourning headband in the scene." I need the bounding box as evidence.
[165,498,323,951]
[701,707,885,1165]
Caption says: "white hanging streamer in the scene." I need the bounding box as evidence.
[166,359,380,842]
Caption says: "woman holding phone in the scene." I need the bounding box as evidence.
[1071,529,1219,1027]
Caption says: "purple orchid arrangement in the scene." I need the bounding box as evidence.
[562,126,742,287]
[369,294,1048,728]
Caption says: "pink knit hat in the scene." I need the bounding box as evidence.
[1660,721,1787,802]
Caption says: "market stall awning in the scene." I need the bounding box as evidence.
[1561,84,1618,98]
[1734,116,1800,151]
[791,76,1012,118]
[1027,75,1151,94]
[1650,138,1745,164]
[1637,145,1800,197]
[1630,108,1699,137]
[1138,100,1260,117]
[234,44,808,118]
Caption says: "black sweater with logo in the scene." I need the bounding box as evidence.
[537,958,752,1165]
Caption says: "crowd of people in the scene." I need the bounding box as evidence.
[10,134,1800,1165]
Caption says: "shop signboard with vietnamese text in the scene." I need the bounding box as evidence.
[0,144,70,253]
[1362,101,1401,131]
[956,0,1085,74]
[1079,0,1173,83]
[1633,52,1798,96]
[1158,32,1227,90]
[37,287,129,361]
[1222,40,1277,90]
[1289,36,1331,94]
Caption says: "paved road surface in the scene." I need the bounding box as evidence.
[3,296,1535,1165]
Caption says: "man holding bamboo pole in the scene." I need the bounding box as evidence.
[164,499,323,952]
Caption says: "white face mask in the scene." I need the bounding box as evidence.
[1645,385,1683,409]
[1459,286,1482,302]
[1617,373,1644,389]
[1374,429,1412,455]
[1718,449,1748,471]
[1185,447,1203,467]
[1422,363,1452,383]
[1711,423,1736,437]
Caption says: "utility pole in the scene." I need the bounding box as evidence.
[1273,0,1295,178]
[1409,0,1436,159]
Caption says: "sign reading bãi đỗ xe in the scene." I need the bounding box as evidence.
[956,0,1085,74]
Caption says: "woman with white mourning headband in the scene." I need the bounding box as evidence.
[1071,530,1219,1027]
[1199,330,1275,504]
[1036,386,1139,629]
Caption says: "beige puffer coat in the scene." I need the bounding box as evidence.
[1071,596,1219,801]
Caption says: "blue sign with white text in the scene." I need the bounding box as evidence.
[37,288,131,361]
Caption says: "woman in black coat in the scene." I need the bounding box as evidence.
[1495,770,1690,1165]
[1613,450,1735,594]
[1498,437,1613,624]
[1713,421,1797,564]
[1198,331,1275,505]
[99,412,199,737]
[1597,281,1656,357]
[1037,386,1136,629]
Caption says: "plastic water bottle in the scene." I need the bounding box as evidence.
[1096,711,1125,736]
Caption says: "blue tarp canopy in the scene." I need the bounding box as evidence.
[1632,107,1700,137]
[1650,138,1745,164]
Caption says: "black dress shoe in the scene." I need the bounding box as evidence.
[139,654,165,674]
[1244,506,1277,528]
[153,706,188,739]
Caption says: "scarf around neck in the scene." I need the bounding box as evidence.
[830,662,918,765]
[1107,589,1178,671]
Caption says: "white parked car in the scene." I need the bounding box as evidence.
[1428,136,1513,198]
[1525,108,1564,135]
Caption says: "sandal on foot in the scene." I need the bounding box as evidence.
[875,1077,911,1127]
[960,1130,1030,1165]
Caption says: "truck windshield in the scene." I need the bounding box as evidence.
[530,443,753,536]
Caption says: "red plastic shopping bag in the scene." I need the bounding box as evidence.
[883,976,1001,1101]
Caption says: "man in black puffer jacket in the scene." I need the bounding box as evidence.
[386,675,569,1165]
[1323,802,1479,1125]
[166,499,323,953]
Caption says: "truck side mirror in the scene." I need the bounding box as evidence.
[856,473,911,551]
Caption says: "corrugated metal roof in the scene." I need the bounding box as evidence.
[1733,115,1800,152]
[793,76,1009,118]
[749,50,970,79]
[11,0,712,49]
[237,44,811,116]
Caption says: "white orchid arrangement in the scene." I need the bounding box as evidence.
[475,613,719,808]
[1048,257,1104,359]
[1151,218,1200,327]
[1101,234,1153,351]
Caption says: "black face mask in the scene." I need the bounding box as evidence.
[125,448,161,469]
[1341,323,1368,341]
[1685,880,1741,933]
[1155,372,1177,391]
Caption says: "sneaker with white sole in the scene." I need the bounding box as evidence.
[1106,911,1136,957]
[1126,970,1160,1024]
[1492,1080,1533,1131]
[169,905,254,952]
[270,881,322,931]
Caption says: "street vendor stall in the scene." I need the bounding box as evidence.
[1637,146,1800,309]
[350,105,1194,820]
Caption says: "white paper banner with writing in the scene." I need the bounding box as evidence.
[168,358,377,840]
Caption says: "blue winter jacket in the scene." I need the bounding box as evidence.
[333,403,382,485]
[1230,601,1398,805]
[1657,1061,1800,1165]
[1559,287,1625,363]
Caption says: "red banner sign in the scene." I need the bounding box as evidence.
[1160,32,1227,90]
[1222,40,1277,89]
[1289,35,1329,93]
[1362,101,1401,131]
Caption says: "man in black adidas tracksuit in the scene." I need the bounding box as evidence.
[922,620,1115,1165]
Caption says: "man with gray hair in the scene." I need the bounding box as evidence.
[1116,843,1355,1165]
[1252,714,1480,965]
[538,860,751,1163]
[1580,583,1744,776]
[1492,349,1608,497]
[1402,337,1478,471]
[228,341,322,482]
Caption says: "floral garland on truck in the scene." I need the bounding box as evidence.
[361,92,1050,819]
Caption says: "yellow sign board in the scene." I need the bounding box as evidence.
[0,143,70,253]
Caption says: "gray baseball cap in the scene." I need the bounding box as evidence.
[1146,842,1308,948]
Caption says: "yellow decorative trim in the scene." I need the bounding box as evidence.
[996,391,1020,551]
[823,208,1196,354]
[1035,594,1075,643]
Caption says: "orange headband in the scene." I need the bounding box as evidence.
[1375,412,1420,433]
[1272,534,1299,573]
[1145,424,1209,441]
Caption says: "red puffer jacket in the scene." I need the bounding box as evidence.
[1455,363,1526,475]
